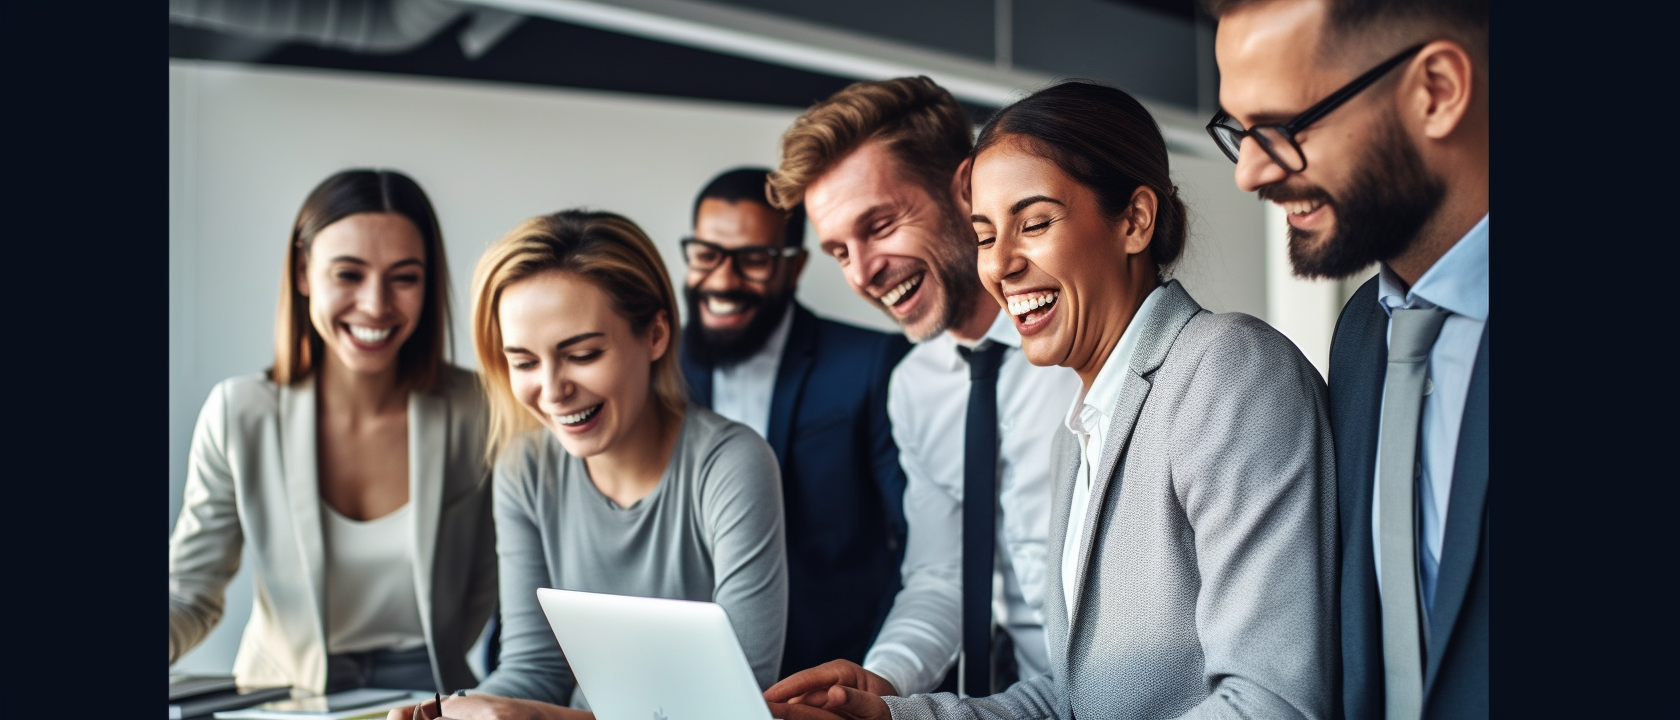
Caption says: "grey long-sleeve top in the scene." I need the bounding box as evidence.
[473,403,788,708]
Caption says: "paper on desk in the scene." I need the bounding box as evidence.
[212,690,430,720]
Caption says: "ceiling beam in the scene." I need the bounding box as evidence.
[468,0,1217,158]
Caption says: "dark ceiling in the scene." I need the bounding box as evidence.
[169,0,1212,117]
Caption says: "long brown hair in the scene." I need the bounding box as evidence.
[271,169,452,391]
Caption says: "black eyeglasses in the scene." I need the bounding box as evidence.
[680,238,803,282]
[1206,43,1426,173]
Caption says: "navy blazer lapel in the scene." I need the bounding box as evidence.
[1067,281,1199,623]
[1330,277,1392,720]
[766,305,817,463]
[1425,321,1489,694]
[679,332,714,409]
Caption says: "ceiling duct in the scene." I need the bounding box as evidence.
[168,0,490,54]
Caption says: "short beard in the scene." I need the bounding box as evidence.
[898,201,985,344]
[683,284,793,367]
[1269,114,1446,280]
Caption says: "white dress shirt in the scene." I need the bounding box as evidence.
[1061,286,1166,616]
[1371,214,1489,612]
[710,304,795,440]
[865,309,1082,694]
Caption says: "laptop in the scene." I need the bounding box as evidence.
[536,588,773,720]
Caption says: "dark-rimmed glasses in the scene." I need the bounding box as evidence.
[680,238,803,282]
[1206,43,1427,173]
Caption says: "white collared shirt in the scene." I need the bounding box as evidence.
[1370,214,1489,611]
[1060,285,1166,617]
[864,309,1082,695]
[710,305,795,440]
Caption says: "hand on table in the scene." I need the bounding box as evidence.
[764,660,895,720]
[385,693,594,720]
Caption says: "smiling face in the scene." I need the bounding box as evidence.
[804,140,983,343]
[684,198,804,363]
[1215,0,1442,279]
[971,136,1155,382]
[297,212,427,382]
[498,271,669,460]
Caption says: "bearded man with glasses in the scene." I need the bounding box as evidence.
[1205,0,1489,718]
[677,166,913,682]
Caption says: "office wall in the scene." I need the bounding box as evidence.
[168,58,1268,675]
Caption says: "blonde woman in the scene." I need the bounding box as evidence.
[394,210,788,720]
[169,169,496,695]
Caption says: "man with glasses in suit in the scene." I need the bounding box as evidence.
[1204,0,1489,718]
[678,166,913,683]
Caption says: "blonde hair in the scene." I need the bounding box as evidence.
[767,76,973,212]
[272,169,452,391]
[471,210,686,460]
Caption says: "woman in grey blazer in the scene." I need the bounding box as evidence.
[769,81,1337,720]
[168,169,497,695]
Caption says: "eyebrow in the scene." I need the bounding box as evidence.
[504,332,604,355]
[850,203,898,234]
[971,195,1064,224]
[328,255,425,270]
[1221,105,1297,128]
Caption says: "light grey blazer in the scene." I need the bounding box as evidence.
[168,365,497,694]
[885,280,1337,720]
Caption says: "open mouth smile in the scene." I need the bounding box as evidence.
[346,324,395,346]
[1007,290,1059,326]
[557,403,602,426]
[878,273,924,308]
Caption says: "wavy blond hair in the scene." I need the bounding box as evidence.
[471,210,686,461]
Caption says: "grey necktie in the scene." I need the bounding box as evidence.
[1378,306,1448,720]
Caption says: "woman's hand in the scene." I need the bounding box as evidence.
[385,693,594,720]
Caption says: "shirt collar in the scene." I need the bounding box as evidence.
[943,308,1017,371]
[1063,284,1167,435]
[1377,213,1489,320]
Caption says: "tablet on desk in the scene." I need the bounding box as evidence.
[213,688,418,719]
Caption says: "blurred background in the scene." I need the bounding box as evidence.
[169,0,1369,677]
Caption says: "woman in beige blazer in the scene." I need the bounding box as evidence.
[769,81,1337,720]
[168,169,497,695]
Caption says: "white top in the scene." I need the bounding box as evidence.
[1060,286,1167,616]
[1371,214,1489,611]
[320,501,426,654]
[865,309,1083,695]
[710,304,796,440]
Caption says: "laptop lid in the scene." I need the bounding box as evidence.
[536,588,773,720]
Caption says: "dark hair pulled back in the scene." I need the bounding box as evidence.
[974,80,1189,278]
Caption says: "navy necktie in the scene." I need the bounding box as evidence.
[958,340,1006,697]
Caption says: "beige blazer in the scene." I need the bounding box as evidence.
[168,365,497,693]
[885,280,1338,720]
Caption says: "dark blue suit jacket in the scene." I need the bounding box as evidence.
[682,303,911,678]
[1331,277,1488,720]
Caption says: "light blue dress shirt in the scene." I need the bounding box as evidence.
[1370,214,1489,613]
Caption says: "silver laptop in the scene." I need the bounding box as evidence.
[536,588,773,720]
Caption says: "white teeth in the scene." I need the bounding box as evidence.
[557,404,601,425]
[1006,291,1059,317]
[349,325,394,344]
[879,275,923,306]
[1275,199,1323,216]
[706,297,744,316]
